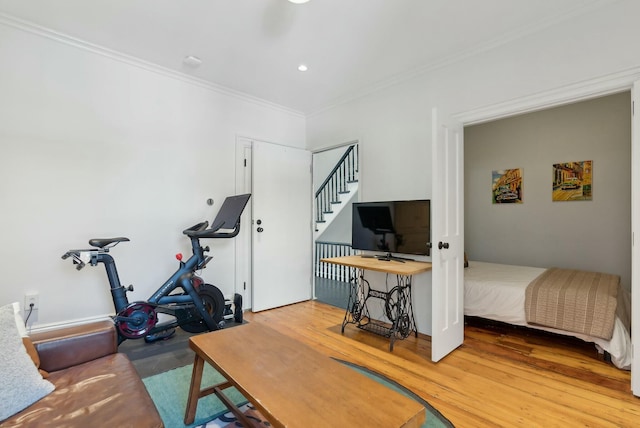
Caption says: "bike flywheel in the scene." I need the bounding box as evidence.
[116,302,158,339]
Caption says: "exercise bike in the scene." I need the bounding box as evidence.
[61,193,251,344]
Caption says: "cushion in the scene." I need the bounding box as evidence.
[22,336,49,378]
[0,303,55,422]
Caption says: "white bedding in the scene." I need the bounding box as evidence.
[464,261,632,370]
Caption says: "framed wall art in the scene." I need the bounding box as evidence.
[552,160,592,201]
[492,168,522,204]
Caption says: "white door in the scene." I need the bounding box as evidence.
[252,140,312,312]
[431,108,465,362]
[632,80,640,396]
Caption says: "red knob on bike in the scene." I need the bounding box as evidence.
[176,253,183,261]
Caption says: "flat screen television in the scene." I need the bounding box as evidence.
[351,199,431,260]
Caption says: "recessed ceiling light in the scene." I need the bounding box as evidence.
[298,64,308,72]
[288,0,310,3]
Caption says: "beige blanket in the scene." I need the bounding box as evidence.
[524,268,620,340]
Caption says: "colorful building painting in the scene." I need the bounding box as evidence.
[552,160,592,201]
[492,168,523,204]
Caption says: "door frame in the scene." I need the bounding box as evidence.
[452,68,640,395]
[235,137,253,309]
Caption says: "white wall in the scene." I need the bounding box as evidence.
[306,0,640,334]
[4,1,640,335]
[0,21,305,328]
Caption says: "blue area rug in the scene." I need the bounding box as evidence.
[143,364,247,427]
[143,360,454,427]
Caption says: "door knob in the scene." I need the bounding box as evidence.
[257,227,264,233]
[438,242,449,250]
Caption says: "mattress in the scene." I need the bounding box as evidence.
[464,261,632,370]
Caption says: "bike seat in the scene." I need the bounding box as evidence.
[89,237,130,248]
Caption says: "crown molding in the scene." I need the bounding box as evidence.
[455,66,640,126]
[0,13,305,118]
[307,0,619,117]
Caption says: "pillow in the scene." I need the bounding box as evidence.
[12,302,28,337]
[0,303,54,422]
[9,302,49,378]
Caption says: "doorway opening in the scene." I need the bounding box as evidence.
[313,141,359,309]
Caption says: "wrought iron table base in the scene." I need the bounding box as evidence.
[341,269,418,351]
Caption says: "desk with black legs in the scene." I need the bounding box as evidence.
[321,255,432,351]
[184,322,425,427]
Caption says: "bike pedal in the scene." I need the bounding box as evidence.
[144,329,176,343]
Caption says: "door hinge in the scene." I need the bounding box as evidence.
[244,158,247,167]
[243,281,246,290]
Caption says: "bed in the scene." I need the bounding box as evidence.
[464,261,632,370]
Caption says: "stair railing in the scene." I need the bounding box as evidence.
[315,144,358,226]
[315,241,357,282]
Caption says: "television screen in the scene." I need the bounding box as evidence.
[351,200,431,257]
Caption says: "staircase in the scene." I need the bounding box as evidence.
[315,144,359,238]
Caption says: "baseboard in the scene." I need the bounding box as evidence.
[26,314,113,334]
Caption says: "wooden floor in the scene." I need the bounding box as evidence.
[120,320,245,378]
[243,300,639,427]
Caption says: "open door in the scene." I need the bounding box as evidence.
[251,140,312,312]
[431,108,465,362]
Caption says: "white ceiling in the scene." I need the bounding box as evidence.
[0,0,614,115]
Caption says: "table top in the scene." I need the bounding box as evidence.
[321,255,432,276]
[189,322,425,428]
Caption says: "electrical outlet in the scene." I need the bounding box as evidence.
[25,293,39,311]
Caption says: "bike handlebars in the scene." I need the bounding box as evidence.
[183,220,242,239]
[183,193,250,239]
[61,249,93,270]
[182,221,209,235]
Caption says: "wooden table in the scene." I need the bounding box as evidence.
[184,322,426,427]
[321,256,432,350]
[321,255,432,276]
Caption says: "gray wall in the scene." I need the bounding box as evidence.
[465,92,631,291]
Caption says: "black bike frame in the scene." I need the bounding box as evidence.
[63,193,252,341]
[93,234,217,331]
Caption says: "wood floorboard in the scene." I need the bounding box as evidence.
[120,321,245,378]
[242,300,638,427]
[122,300,639,426]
